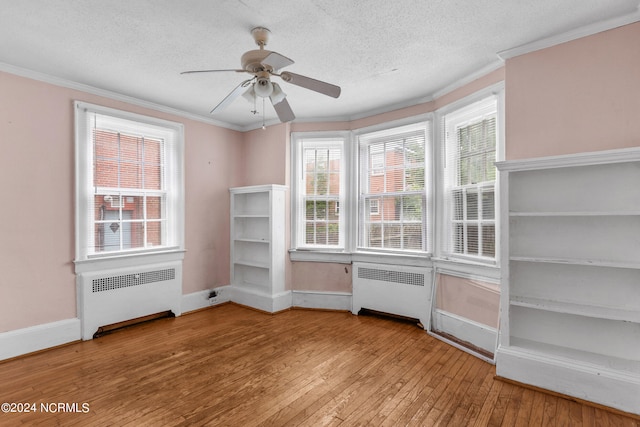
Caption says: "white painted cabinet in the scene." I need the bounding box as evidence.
[495,149,640,415]
[229,185,290,313]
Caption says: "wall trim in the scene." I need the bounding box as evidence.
[496,146,640,172]
[291,290,352,311]
[0,61,243,131]
[231,287,292,313]
[430,309,497,356]
[181,286,232,313]
[496,346,640,415]
[0,318,81,361]
[498,6,640,60]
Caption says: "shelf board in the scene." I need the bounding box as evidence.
[234,259,269,269]
[510,296,640,323]
[508,337,640,376]
[510,211,640,217]
[234,237,269,244]
[509,256,640,269]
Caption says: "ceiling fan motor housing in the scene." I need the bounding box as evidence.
[241,49,273,73]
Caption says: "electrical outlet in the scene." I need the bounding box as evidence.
[209,296,219,305]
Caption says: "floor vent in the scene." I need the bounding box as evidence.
[92,268,176,293]
[358,267,424,287]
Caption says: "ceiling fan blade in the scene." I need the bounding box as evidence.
[262,52,294,71]
[210,79,253,114]
[271,96,295,123]
[280,71,341,98]
[181,69,245,75]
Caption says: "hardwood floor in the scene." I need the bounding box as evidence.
[1,303,638,426]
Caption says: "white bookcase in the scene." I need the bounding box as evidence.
[229,185,290,313]
[495,148,640,415]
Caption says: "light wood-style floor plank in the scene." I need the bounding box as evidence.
[0,303,638,426]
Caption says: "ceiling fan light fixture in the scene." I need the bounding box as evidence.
[254,77,273,98]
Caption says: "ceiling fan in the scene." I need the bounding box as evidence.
[181,27,341,124]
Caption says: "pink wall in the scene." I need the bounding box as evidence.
[435,274,499,328]
[292,262,352,292]
[0,71,243,332]
[506,22,640,160]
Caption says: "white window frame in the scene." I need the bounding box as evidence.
[356,121,431,254]
[74,101,184,263]
[439,89,503,264]
[291,132,349,251]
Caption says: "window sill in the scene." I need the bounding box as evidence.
[74,248,186,274]
[289,249,432,268]
[289,250,501,280]
[431,256,500,281]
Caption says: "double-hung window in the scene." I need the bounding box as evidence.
[358,123,429,252]
[75,102,184,261]
[443,97,497,260]
[292,134,347,250]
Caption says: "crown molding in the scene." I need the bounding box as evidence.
[0,61,244,132]
[495,146,640,172]
[498,6,640,60]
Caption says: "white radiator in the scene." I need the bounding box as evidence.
[352,262,432,329]
[77,262,182,340]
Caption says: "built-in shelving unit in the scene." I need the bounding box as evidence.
[230,185,289,312]
[495,148,640,415]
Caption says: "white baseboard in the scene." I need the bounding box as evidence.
[292,290,352,311]
[231,287,292,313]
[496,346,640,416]
[431,309,497,355]
[0,318,81,361]
[181,286,232,313]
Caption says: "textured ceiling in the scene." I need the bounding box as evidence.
[1,0,638,130]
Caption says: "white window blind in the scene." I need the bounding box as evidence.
[75,102,184,260]
[358,123,429,252]
[294,137,346,249]
[444,97,497,259]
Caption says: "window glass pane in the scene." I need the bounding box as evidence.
[402,195,422,221]
[127,196,144,220]
[453,223,464,253]
[328,200,340,221]
[129,221,145,250]
[482,225,495,257]
[315,223,327,245]
[146,221,162,247]
[452,190,463,221]
[467,225,479,255]
[405,167,424,191]
[367,224,382,248]
[467,190,478,220]
[403,224,423,251]
[146,196,163,220]
[384,224,402,249]
[327,222,340,245]
[328,171,340,195]
[482,190,494,220]
[305,222,315,244]
[386,168,403,193]
[305,200,315,221]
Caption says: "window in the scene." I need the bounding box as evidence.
[75,102,184,260]
[443,97,497,260]
[358,123,429,252]
[292,135,346,249]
